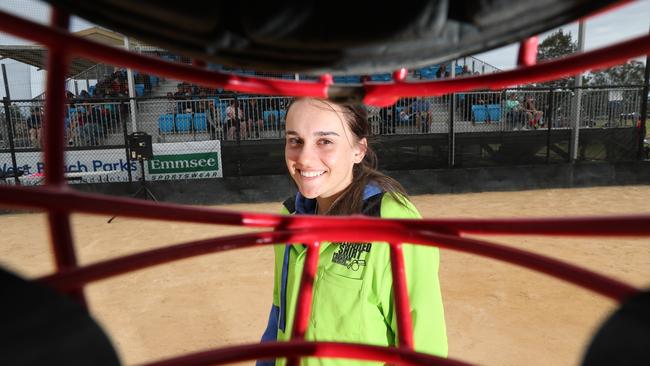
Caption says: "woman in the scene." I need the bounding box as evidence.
[258,98,447,366]
[225,100,246,140]
[523,96,544,129]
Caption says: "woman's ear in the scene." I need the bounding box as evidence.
[354,137,368,164]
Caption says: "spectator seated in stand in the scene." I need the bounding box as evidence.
[523,95,544,129]
[245,99,264,138]
[408,98,432,133]
[505,94,527,130]
[225,100,246,140]
[26,107,43,148]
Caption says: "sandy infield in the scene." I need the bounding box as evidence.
[1,185,649,365]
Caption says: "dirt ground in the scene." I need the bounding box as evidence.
[1,185,650,366]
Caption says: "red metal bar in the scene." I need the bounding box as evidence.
[287,241,321,366]
[389,242,414,349]
[363,34,650,105]
[0,10,328,99]
[39,227,638,302]
[393,68,408,82]
[0,10,648,106]
[2,186,650,237]
[517,37,538,67]
[291,241,321,339]
[43,9,85,305]
[192,59,207,68]
[143,340,472,366]
[43,10,69,187]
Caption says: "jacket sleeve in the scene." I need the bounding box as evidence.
[256,207,291,366]
[378,193,448,357]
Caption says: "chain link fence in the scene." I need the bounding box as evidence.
[1,85,647,182]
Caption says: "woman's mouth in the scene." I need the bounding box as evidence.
[298,169,326,178]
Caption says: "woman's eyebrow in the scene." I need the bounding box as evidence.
[285,130,340,137]
[314,131,340,137]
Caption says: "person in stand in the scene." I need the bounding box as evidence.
[245,98,265,139]
[26,107,43,148]
[225,99,246,140]
[523,95,543,129]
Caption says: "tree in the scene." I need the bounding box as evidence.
[536,29,578,88]
[585,61,646,86]
[537,29,578,62]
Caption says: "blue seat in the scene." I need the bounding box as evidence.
[158,114,175,133]
[263,110,280,127]
[487,104,501,122]
[345,76,360,83]
[471,105,488,123]
[371,74,391,82]
[214,98,228,123]
[175,113,192,132]
[419,66,437,80]
[134,83,145,97]
[193,113,207,131]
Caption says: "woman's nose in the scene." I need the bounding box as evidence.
[296,144,317,165]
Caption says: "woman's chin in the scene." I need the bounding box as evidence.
[299,188,319,199]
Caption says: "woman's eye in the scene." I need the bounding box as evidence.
[287,138,301,145]
[318,139,333,145]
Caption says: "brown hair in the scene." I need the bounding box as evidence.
[287,98,408,216]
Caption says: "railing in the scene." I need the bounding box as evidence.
[1,85,641,183]
[2,86,645,149]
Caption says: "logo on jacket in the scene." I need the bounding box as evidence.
[332,243,371,271]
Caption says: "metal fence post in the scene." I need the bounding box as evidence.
[2,64,20,184]
[448,93,455,168]
[638,25,649,159]
[234,93,242,176]
[546,88,554,163]
[570,21,586,162]
[448,61,456,168]
[122,107,133,183]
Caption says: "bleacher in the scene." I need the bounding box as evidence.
[471,104,502,123]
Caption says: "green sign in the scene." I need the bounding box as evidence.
[148,152,220,174]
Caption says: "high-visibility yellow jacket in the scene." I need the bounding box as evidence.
[258,185,447,366]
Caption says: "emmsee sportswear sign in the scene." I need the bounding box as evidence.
[147,141,222,180]
[0,140,222,184]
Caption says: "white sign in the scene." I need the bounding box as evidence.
[1,140,222,185]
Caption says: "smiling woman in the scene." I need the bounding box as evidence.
[257,98,448,366]
[284,99,409,216]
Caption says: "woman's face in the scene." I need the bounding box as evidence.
[285,99,366,200]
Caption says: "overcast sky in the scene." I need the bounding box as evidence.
[0,0,648,69]
[475,0,650,69]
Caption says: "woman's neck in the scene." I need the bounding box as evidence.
[315,191,345,215]
[315,196,333,215]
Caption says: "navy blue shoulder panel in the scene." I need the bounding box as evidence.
[282,196,296,214]
[362,192,384,217]
[282,192,384,217]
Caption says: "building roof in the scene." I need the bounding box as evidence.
[0,27,159,77]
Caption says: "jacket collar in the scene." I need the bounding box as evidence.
[294,183,383,215]
[290,183,383,256]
